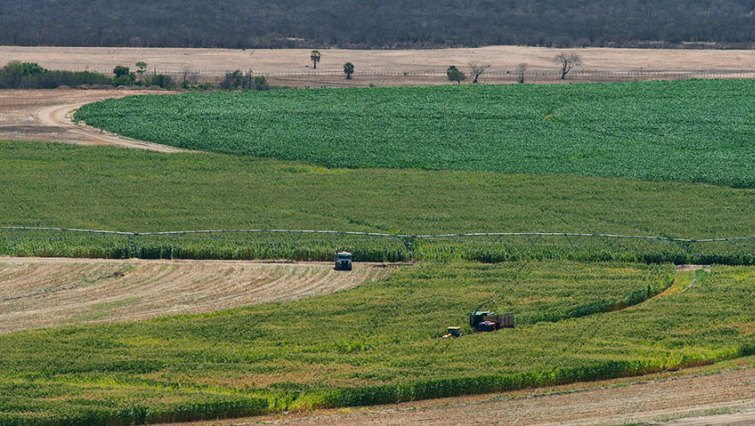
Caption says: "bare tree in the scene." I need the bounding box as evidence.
[553,52,582,80]
[517,63,528,84]
[310,50,321,69]
[469,62,491,83]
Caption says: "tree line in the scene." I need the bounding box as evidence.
[0,62,176,89]
[1,0,753,49]
[0,61,275,90]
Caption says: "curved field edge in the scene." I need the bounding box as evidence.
[1,142,753,265]
[74,80,755,188]
[0,262,752,425]
[0,258,392,334]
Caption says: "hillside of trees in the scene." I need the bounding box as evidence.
[2,0,753,49]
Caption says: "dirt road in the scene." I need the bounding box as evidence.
[172,360,755,426]
[0,89,182,151]
[0,257,391,333]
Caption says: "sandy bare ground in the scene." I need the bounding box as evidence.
[1,46,753,87]
[0,257,391,334]
[169,360,755,426]
[0,89,185,151]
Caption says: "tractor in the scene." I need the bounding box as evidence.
[469,300,515,332]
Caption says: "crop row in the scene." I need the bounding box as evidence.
[1,230,753,265]
[0,262,752,424]
[75,79,755,187]
[2,142,752,250]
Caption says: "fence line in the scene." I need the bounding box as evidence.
[1,226,752,243]
[76,67,755,80]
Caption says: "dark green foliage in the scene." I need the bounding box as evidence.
[0,62,113,88]
[112,65,135,85]
[144,73,173,89]
[220,70,244,89]
[220,70,267,90]
[75,80,755,188]
[344,62,354,80]
[1,0,753,48]
[112,65,130,78]
[254,76,270,91]
[446,65,466,84]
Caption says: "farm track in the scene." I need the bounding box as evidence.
[0,257,392,334]
[0,89,182,152]
[37,100,186,153]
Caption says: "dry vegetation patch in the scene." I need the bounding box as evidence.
[0,257,390,333]
[1,46,753,87]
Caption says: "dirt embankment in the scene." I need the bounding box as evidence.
[0,257,391,333]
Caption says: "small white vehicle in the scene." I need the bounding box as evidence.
[334,251,353,271]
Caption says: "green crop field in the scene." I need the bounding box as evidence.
[0,262,752,424]
[1,142,753,264]
[2,79,754,424]
[75,79,755,188]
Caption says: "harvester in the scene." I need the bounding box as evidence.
[469,300,515,332]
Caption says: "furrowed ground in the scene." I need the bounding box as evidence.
[75,80,755,188]
[0,262,752,424]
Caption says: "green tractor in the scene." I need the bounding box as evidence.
[469,300,515,332]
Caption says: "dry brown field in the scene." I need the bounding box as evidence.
[0,257,391,333]
[1,45,753,87]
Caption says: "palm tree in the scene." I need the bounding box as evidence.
[310,50,321,69]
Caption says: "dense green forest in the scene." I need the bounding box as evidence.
[2,0,753,48]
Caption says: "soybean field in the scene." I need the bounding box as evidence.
[76,80,755,187]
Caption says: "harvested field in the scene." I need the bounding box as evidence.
[173,359,755,425]
[0,257,391,334]
[1,46,753,87]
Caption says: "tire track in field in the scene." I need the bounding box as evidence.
[0,257,393,333]
[36,99,188,153]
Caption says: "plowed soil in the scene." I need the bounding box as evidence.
[0,257,391,333]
